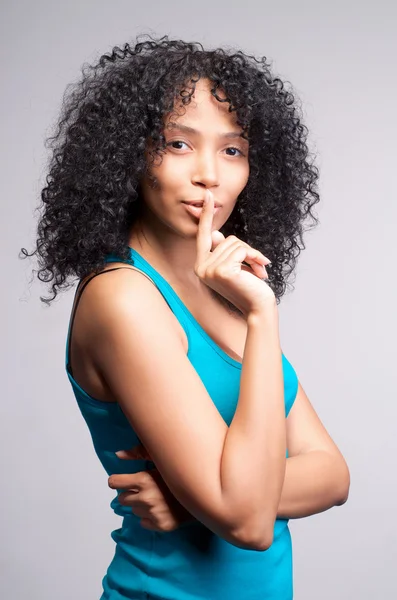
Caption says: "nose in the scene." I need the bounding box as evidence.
[191,149,220,189]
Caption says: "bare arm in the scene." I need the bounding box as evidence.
[170,449,348,525]
[219,308,286,547]
[277,381,350,519]
[172,381,350,523]
[86,269,284,551]
[113,382,349,525]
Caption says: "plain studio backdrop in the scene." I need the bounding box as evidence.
[1,1,396,598]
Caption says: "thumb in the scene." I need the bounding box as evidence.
[211,229,225,250]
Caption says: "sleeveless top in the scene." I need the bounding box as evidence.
[65,246,299,600]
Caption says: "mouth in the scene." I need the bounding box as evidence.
[182,201,221,219]
[182,200,222,208]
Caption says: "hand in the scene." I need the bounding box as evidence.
[195,190,275,318]
[109,445,195,532]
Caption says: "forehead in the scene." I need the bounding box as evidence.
[164,79,241,130]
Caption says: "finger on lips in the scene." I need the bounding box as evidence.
[197,191,271,279]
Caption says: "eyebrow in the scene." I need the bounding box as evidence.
[165,122,248,140]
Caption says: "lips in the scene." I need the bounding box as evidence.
[182,200,221,208]
[182,202,221,219]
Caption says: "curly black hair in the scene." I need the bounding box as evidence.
[21,33,320,306]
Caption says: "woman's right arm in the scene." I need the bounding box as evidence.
[87,269,285,551]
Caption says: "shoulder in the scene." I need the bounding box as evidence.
[78,262,186,347]
[79,262,162,310]
[80,262,154,295]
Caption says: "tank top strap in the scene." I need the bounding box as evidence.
[65,267,135,375]
[65,248,193,372]
[103,249,192,333]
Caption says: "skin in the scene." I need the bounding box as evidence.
[104,78,350,532]
[128,77,252,290]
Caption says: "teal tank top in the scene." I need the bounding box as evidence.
[65,247,299,600]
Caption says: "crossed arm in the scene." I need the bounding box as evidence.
[277,380,350,519]
[111,381,350,526]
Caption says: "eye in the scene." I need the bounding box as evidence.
[225,146,245,157]
[166,140,189,150]
[166,140,246,157]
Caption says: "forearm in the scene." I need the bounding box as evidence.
[276,450,349,519]
[218,306,286,542]
[178,451,348,526]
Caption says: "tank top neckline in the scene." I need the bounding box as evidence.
[128,246,243,369]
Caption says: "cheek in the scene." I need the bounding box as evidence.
[151,156,184,192]
[227,162,249,195]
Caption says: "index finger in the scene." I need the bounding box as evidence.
[109,473,142,490]
[196,189,215,261]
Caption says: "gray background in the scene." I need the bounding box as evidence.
[2,0,396,598]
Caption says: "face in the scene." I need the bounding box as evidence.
[138,78,250,237]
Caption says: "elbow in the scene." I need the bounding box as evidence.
[335,462,351,506]
[239,527,274,552]
[252,531,274,552]
[231,518,275,552]
[335,483,350,506]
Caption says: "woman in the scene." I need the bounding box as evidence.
[22,35,350,599]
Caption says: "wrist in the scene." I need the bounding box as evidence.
[246,302,279,328]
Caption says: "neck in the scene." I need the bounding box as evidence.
[128,206,244,318]
[128,208,204,289]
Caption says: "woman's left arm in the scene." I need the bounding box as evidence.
[278,381,350,519]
